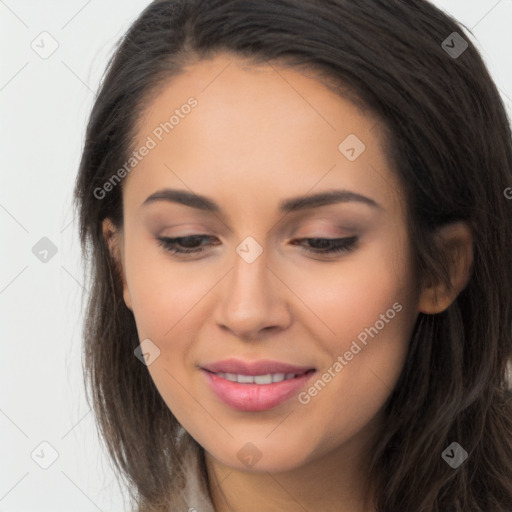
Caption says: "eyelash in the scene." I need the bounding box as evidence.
[156,235,358,257]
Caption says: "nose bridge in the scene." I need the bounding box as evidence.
[232,244,270,301]
[214,241,290,338]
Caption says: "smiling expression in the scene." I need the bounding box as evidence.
[107,53,421,473]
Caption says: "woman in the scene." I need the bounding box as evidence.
[73,1,512,510]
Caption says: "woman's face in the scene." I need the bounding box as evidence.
[109,54,421,473]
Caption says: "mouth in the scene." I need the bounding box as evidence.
[200,359,316,412]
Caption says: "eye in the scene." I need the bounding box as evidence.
[156,235,358,258]
[157,235,218,255]
[292,236,358,256]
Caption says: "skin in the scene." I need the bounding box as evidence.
[103,54,473,512]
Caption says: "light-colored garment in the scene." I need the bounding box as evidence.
[175,444,216,512]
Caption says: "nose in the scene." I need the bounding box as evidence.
[213,250,292,341]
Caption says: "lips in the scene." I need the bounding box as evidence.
[200,358,316,412]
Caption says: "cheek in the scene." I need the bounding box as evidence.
[291,235,415,402]
[303,309,412,453]
[296,244,416,435]
[289,232,413,348]
[123,231,214,340]
[124,244,210,424]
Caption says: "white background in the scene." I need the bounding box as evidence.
[1,1,511,510]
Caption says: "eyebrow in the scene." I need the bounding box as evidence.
[141,188,382,213]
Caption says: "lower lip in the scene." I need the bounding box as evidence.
[202,370,315,412]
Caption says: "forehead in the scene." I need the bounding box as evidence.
[123,54,402,218]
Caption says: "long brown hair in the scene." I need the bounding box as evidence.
[73,1,512,510]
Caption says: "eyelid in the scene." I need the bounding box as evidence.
[289,217,359,235]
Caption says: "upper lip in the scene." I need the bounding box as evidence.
[201,358,315,376]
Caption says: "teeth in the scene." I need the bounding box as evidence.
[254,374,273,384]
[216,372,298,384]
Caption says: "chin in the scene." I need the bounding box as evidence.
[204,437,314,474]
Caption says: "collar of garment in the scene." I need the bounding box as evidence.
[175,439,216,512]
